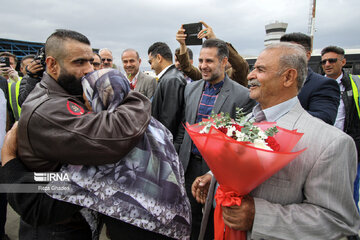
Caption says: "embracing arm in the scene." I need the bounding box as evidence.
[25,91,151,166]
[0,124,81,226]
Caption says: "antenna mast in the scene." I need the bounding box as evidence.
[308,0,316,51]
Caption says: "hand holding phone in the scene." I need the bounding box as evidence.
[183,22,203,45]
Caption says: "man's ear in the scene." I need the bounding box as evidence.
[156,54,162,63]
[282,68,297,88]
[221,57,228,69]
[46,56,59,79]
[341,57,346,67]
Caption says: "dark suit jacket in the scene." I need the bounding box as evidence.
[298,67,340,125]
[151,65,187,145]
[178,75,255,172]
[134,71,157,99]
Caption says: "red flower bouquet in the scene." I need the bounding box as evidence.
[185,110,306,240]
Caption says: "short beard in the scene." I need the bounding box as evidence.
[57,68,83,96]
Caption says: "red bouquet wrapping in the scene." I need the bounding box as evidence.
[185,118,306,240]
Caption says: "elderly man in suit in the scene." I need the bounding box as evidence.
[178,38,255,239]
[121,48,157,99]
[193,42,360,239]
[280,32,340,125]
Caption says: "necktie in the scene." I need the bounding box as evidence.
[254,111,266,122]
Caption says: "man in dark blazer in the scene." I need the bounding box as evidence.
[148,42,187,149]
[178,38,255,239]
[280,32,340,125]
[121,48,157,99]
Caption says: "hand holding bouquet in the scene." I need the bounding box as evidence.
[185,109,306,240]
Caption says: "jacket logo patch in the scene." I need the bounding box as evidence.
[67,101,85,115]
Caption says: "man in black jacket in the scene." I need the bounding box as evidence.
[148,42,187,150]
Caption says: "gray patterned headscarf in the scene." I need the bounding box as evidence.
[48,69,191,239]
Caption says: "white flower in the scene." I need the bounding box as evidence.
[147,222,156,231]
[253,139,272,151]
[84,177,93,185]
[68,195,77,203]
[90,182,101,191]
[105,208,115,215]
[153,206,162,216]
[226,126,236,137]
[130,209,139,218]
[71,172,82,181]
[257,128,268,139]
[200,125,211,134]
[166,211,174,220]
[105,187,116,196]
[82,197,94,208]
[147,199,156,208]
[235,131,246,141]
[98,205,107,213]
[134,219,141,226]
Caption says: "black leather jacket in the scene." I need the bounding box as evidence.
[18,73,151,171]
[151,65,187,149]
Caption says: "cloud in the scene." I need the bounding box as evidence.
[1,0,359,70]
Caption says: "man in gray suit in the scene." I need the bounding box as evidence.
[178,38,255,239]
[193,42,360,239]
[121,48,157,99]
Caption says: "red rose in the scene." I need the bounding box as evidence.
[218,126,228,134]
[265,136,280,151]
[232,124,243,132]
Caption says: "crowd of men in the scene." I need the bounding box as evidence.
[0,21,359,240]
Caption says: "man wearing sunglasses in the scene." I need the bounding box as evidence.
[321,47,360,228]
[92,52,102,70]
[99,48,113,68]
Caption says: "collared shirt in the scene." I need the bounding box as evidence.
[0,89,6,162]
[128,71,140,90]
[192,79,224,155]
[156,64,173,80]
[252,97,298,122]
[212,96,297,207]
[327,73,345,130]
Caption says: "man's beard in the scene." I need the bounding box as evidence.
[57,68,83,96]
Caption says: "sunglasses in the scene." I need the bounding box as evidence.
[101,58,112,62]
[320,58,338,65]
[92,62,101,67]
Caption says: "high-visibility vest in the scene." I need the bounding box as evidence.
[349,74,360,120]
[8,79,21,121]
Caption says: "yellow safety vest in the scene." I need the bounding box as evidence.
[8,79,22,121]
[349,74,360,120]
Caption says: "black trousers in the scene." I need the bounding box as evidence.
[103,215,175,240]
[0,193,6,237]
[185,154,213,240]
[19,218,92,240]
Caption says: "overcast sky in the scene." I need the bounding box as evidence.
[2,0,360,71]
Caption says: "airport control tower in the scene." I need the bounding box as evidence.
[264,21,288,46]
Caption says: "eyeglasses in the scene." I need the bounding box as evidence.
[92,62,101,67]
[320,58,338,65]
[101,58,112,62]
